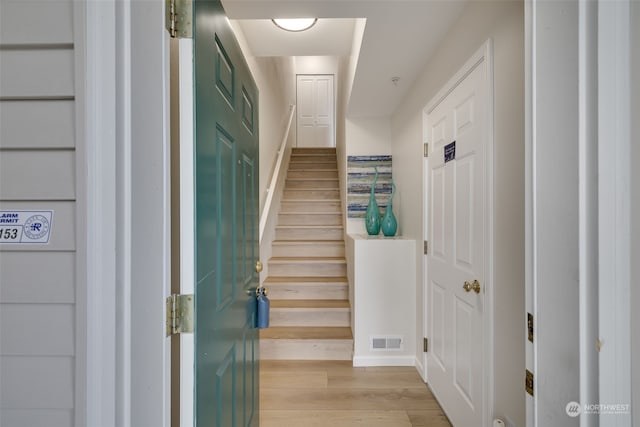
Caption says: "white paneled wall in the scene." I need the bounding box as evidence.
[0,0,81,426]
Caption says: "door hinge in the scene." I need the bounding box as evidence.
[166,294,194,336]
[424,143,429,157]
[165,0,193,38]
[527,312,534,343]
[424,240,428,255]
[525,369,534,396]
[423,337,429,353]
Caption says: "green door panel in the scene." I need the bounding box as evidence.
[193,0,259,425]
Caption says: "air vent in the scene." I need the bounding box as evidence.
[370,336,403,351]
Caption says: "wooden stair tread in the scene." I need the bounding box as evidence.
[264,276,348,283]
[281,199,340,202]
[275,225,343,229]
[271,300,350,309]
[287,169,338,172]
[286,177,338,180]
[269,257,345,262]
[272,240,344,245]
[260,327,353,340]
[284,187,339,193]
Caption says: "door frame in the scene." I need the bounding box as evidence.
[421,39,495,427]
[525,0,634,424]
[84,0,172,425]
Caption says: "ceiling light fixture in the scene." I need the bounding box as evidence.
[272,18,318,32]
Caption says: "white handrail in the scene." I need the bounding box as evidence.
[259,104,296,241]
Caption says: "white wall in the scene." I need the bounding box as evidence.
[344,117,392,234]
[390,1,525,426]
[295,56,339,76]
[337,20,366,236]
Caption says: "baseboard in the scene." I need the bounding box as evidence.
[415,356,427,382]
[352,355,416,367]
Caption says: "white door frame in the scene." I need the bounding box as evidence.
[422,39,494,427]
[597,1,632,425]
[525,0,633,425]
[177,38,195,427]
[84,0,172,425]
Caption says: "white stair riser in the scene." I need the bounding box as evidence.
[284,189,340,199]
[269,263,347,277]
[260,339,353,360]
[290,155,337,163]
[278,213,342,226]
[272,243,345,257]
[266,284,348,300]
[289,162,337,170]
[270,309,351,327]
[292,148,336,155]
[280,201,341,213]
[275,227,343,240]
[285,179,339,189]
[287,170,338,179]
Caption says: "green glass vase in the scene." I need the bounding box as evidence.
[381,180,397,236]
[365,167,381,235]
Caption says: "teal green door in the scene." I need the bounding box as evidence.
[193,0,259,425]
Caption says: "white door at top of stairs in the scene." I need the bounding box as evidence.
[296,74,335,148]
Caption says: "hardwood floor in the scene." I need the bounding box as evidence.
[260,361,452,427]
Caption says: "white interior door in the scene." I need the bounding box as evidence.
[425,49,489,427]
[296,74,334,147]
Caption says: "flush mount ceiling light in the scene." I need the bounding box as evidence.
[272,18,318,32]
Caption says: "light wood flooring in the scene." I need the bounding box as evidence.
[260,361,452,427]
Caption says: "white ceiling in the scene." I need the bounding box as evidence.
[237,19,356,57]
[222,0,467,117]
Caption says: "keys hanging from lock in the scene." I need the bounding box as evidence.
[256,287,270,329]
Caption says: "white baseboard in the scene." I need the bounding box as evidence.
[415,356,427,382]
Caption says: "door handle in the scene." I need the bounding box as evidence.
[463,280,481,294]
[255,260,263,273]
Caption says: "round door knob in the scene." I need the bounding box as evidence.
[255,260,263,273]
[463,281,472,292]
[472,279,481,294]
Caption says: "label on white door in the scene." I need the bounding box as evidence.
[0,210,53,244]
[444,141,456,163]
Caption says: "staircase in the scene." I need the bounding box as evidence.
[260,147,353,360]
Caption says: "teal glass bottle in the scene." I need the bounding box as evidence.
[365,167,381,235]
[381,180,398,236]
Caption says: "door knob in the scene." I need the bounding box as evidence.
[255,260,263,273]
[463,280,481,293]
[471,279,481,293]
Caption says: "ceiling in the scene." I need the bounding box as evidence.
[221,0,467,117]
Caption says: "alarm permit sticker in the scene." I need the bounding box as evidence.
[0,210,53,244]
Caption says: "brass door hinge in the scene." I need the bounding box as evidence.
[527,312,534,343]
[165,0,192,38]
[525,369,534,396]
[166,294,194,336]
[423,337,429,353]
